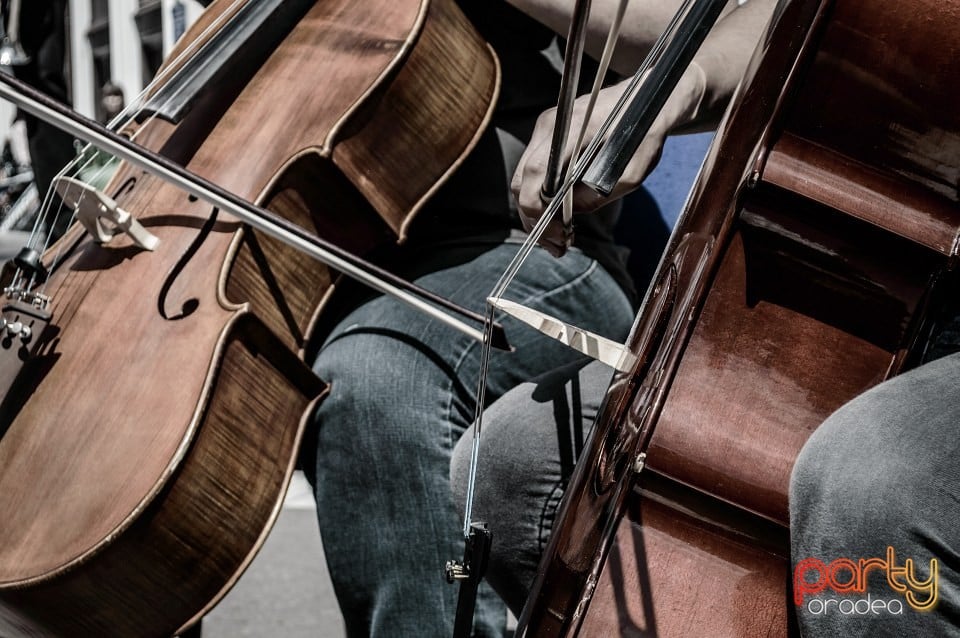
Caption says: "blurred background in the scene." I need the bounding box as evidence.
[0,0,210,257]
[0,0,208,129]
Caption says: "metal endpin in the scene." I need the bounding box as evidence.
[445,560,469,583]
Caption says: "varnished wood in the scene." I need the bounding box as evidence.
[519,0,960,635]
[648,189,942,526]
[330,0,500,239]
[0,0,499,635]
[764,134,960,255]
[580,477,790,637]
[0,320,324,637]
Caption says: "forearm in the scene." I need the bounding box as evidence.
[504,0,738,74]
[602,0,777,134]
[683,0,776,129]
[505,0,775,124]
[508,0,779,227]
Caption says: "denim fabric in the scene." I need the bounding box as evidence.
[303,242,633,638]
[790,351,960,636]
[450,359,615,616]
[454,349,960,637]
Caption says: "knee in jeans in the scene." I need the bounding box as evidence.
[449,427,507,518]
[449,436,471,519]
[791,397,919,532]
[450,421,529,521]
[314,348,439,458]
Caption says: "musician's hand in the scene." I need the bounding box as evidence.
[512,64,706,257]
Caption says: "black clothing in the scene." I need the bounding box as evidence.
[4,0,75,240]
[413,0,640,302]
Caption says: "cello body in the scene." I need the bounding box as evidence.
[0,0,498,636]
[519,0,960,634]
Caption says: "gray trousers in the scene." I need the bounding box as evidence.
[791,351,960,636]
[452,353,960,635]
[304,242,634,638]
[450,358,614,617]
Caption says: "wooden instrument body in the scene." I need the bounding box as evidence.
[520,0,960,634]
[0,1,498,636]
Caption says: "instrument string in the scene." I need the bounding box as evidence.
[463,0,706,533]
[462,0,630,536]
[18,0,249,297]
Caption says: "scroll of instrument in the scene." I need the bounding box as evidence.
[0,0,504,636]
[504,0,960,635]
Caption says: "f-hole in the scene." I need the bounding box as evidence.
[157,207,218,320]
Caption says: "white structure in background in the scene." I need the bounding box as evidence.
[66,0,207,120]
[0,0,207,134]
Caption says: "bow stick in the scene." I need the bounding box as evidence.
[0,73,511,350]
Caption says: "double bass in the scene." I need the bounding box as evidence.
[0,0,499,636]
[519,0,960,634]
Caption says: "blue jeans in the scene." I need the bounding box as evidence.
[302,240,633,638]
[450,358,614,617]
[790,351,960,636]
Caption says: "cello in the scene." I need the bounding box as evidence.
[0,0,499,636]
[517,0,960,634]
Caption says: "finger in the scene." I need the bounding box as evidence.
[537,219,570,257]
[517,205,568,257]
[572,135,666,211]
[517,110,558,189]
[570,183,606,213]
[516,144,553,226]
